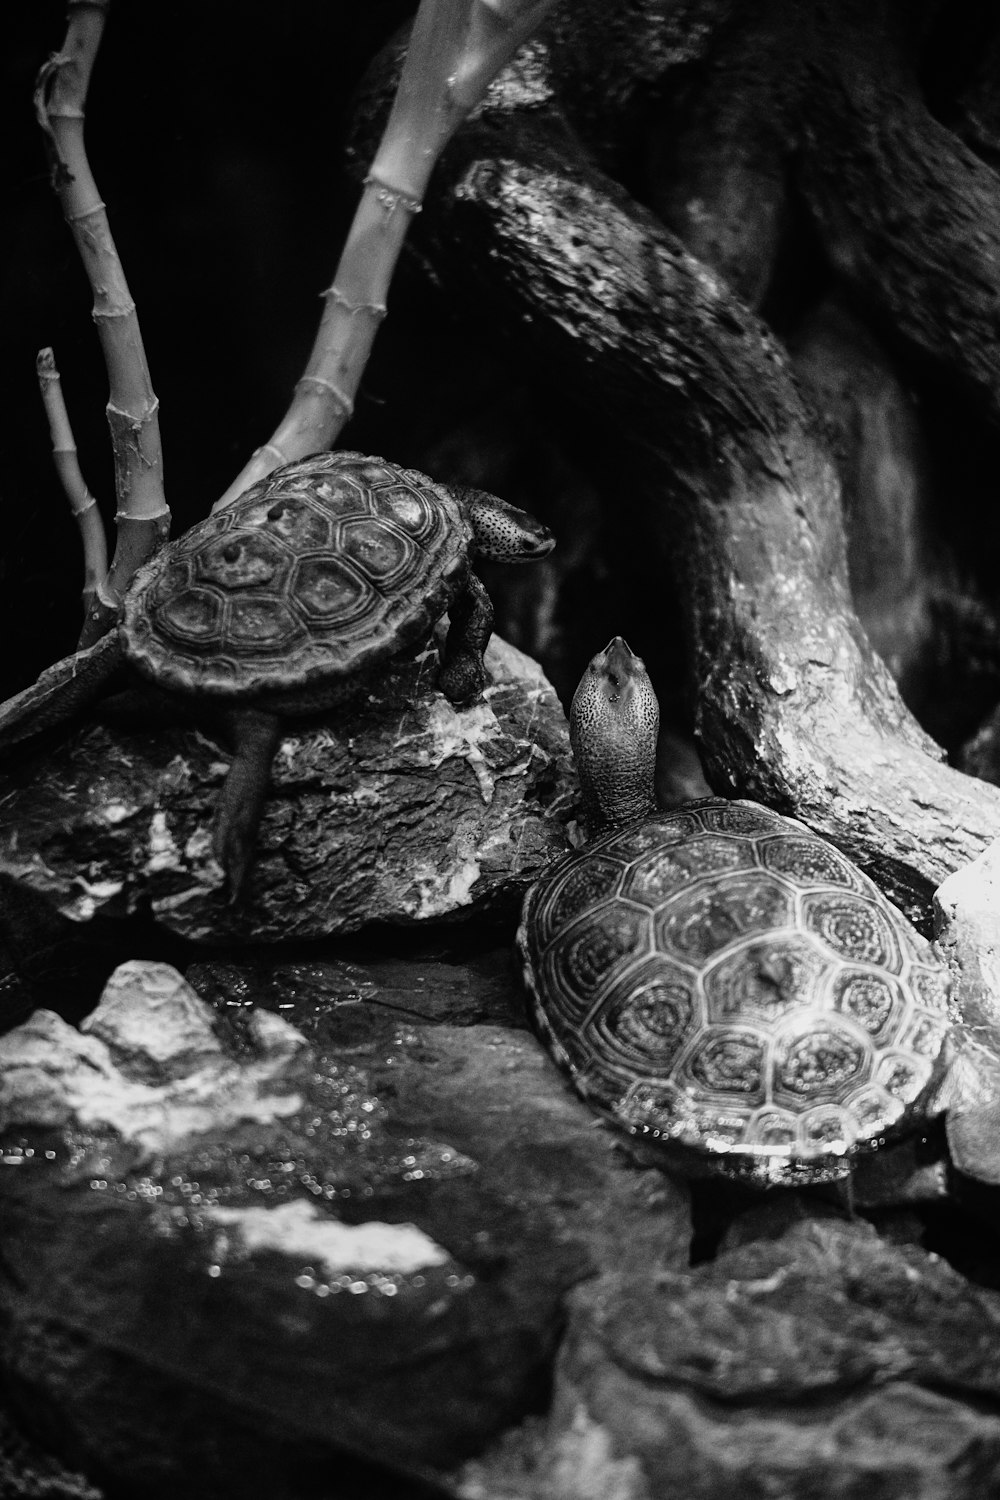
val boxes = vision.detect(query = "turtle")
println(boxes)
[0,450,554,896]
[517,637,953,1189]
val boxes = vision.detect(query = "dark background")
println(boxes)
[8,3,1000,747]
[2,3,445,703]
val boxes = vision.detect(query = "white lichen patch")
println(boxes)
[206,1198,451,1276]
[766,662,798,697]
[935,839,1000,1032]
[151,831,226,924]
[341,784,382,808]
[406,852,483,919]
[275,735,302,768]
[539,1401,652,1500]
[64,873,126,922]
[183,826,215,864]
[417,696,498,804]
[146,810,182,873]
[102,801,134,825]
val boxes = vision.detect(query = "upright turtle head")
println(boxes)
[456,487,555,562]
[571,638,659,829]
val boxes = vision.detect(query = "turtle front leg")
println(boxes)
[213,707,283,901]
[439,571,494,705]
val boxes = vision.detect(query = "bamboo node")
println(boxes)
[66,201,107,224]
[105,397,159,421]
[321,286,388,321]
[294,375,355,418]
[92,303,139,323]
[113,503,171,524]
[95,578,121,608]
[34,54,76,187]
[363,172,423,218]
[256,443,289,465]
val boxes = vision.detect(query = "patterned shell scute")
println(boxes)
[121,451,471,700]
[519,797,950,1183]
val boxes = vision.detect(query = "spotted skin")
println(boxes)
[570,637,659,828]
[458,488,555,563]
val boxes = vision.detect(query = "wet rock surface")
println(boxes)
[0,634,576,944]
[0,1401,103,1500]
[5,883,1000,1497]
[464,1212,1000,1500]
[0,950,690,1499]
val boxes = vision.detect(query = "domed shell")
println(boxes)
[518,797,950,1186]
[121,452,472,701]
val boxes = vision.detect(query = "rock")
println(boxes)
[0,954,690,1498]
[0,634,576,944]
[0,1398,104,1500]
[500,1215,1000,1499]
[187,947,528,1034]
[935,838,1000,1037]
[934,845,1000,1186]
[186,952,692,1281]
[0,962,305,1153]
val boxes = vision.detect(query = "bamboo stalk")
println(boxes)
[36,347,109,618]
[213,0,561,511]
[35,0,169,646]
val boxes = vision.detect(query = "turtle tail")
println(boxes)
[213,708,283,903]
[0,632,125,751]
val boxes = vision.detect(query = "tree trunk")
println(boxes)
[350,4,1000,930]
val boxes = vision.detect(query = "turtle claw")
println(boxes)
[211,815,253,906]
[224,866,250,908]
[441,571,494,706]
[437,654,489,706]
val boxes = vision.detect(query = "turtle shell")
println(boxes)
[518,797,951,1186]
[121,452,471,703]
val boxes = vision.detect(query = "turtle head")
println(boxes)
[571,638,659,830]
[456,487,555,563]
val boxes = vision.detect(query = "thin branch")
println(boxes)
[214,0,562,511]
[36,347,108,618]
[35,0,169,645]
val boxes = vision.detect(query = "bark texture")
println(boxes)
[348,6,1000,928]
[797,0,1000,425]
